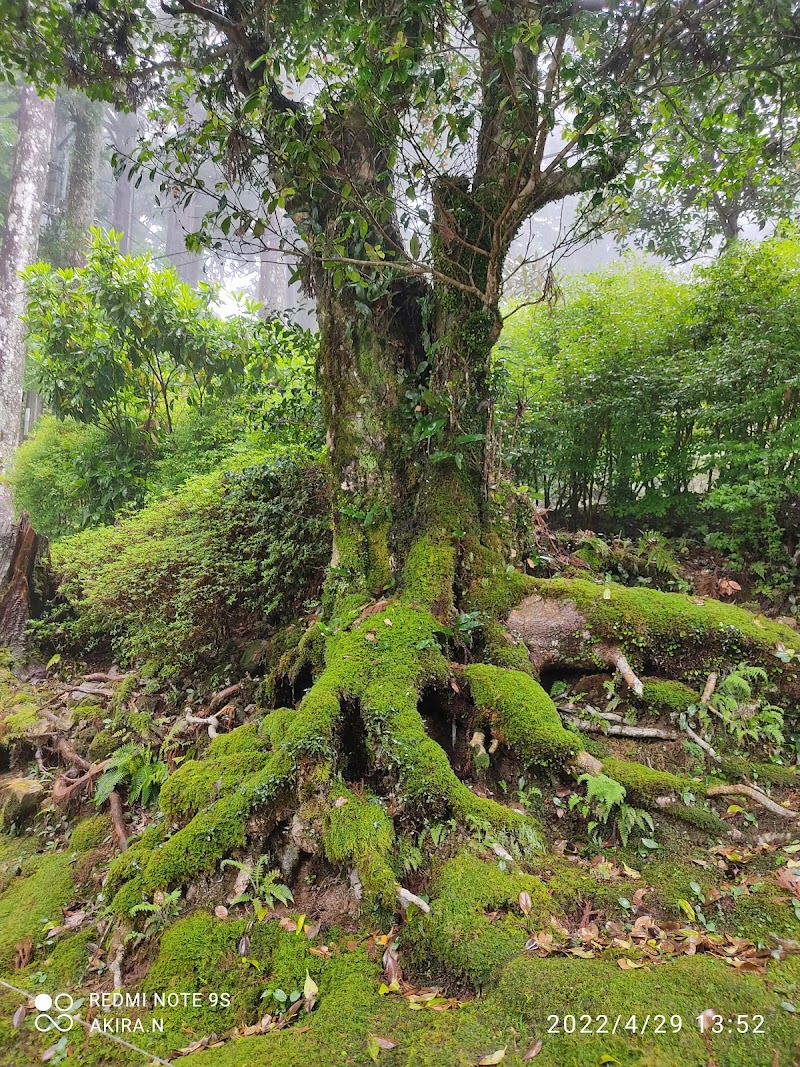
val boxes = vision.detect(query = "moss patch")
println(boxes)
[0,849,75,973]
[405,852,550,987]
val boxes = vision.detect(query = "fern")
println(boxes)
[94,742,167,808]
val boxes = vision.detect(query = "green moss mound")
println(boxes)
[527,576,800,677]
[36,454,331,678]
[464,663,580,766]
[405,853,550,987]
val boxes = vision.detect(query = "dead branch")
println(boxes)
[209,683,241,712]
[185,710,220,738]
[564,716,678,741]
[397,886,430,914]
[706,783,800,820]
[682,723,720,762]
[570,750,604,776]
[108,790,128,851]
[84,672,132,684]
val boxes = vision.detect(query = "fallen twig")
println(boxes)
[599,646,644,697]
[706,783,800,820]
[682,723,720,762]
[209,682,241,712]
[564,716,678,741]
[701,672,718,706]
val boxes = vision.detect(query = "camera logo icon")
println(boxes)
[33,993,75,1033]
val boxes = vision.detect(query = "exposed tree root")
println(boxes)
[52,758,111,807]
[109,789,128,851]
[706,783,800,820]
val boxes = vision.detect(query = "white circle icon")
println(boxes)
[34,994,52,1012]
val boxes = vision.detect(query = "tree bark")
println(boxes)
[0,83,55,570]
[63,93,104,268]
[111,109,138,255]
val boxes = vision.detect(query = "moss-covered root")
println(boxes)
[507,575,800,687]
[463,663,581,767]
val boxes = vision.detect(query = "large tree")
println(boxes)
[0,81,54,563]
[5,0,800,922]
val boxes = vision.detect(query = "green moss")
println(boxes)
[641,678,700,715]
[528,575,800,678]
[402,533,455,610]
[144,791,250,890]
[730,885,800,942]
[43,929,93,986]
[494,953,800,1067]
[464,663,581,766]
[0,850,75,972]
[207,723,264,758]
[104,822,165,901]
[602,756,685,801]
[260,707,297,747]
[406,853,550,987]
[323,790,395,904]
[110,674,138,719]
[465,566,536,618]
[481,618,535,674]
[70,814,110,853]
[87,728,120,762]
[720,755,799,787]
[0,663,40,741]
[109,873,148,917]
[665,800,727,834]
[159,748,266,817]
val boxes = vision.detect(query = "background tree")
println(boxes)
[0,82,54,563]
[582,75,800,261]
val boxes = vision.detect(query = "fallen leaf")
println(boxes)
[519,891,533,916]
[477,1051,506,1065]
[12,1005,26,1029]
[238,935,250,956]
[334,796,348,808]
[214,905,228,919]
[523,1040,543,1059]
[617,958,644,970]
[369,1035,397,1050]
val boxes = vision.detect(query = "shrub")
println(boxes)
[33,453,331,678]
[9,415,147,537]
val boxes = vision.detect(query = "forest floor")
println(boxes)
[1,526,800,1067]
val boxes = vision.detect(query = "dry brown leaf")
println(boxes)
[369,1035,397,1050]
[523,1040,543,1060]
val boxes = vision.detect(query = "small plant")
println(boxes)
[127,889,182,943]
[681,663,785,753]
[221,855,293,921]
[94,743,168,807]
[569,773,655,848]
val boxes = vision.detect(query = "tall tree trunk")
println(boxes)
[63,93,104,267]
[0,84,55,569]
[165,191,205,286]
[111,110,138,255]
